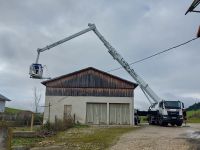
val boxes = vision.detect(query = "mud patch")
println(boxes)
[186,130,200,150]
[187,139,200,150]
[187,130,200,139]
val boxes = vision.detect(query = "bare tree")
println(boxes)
[34,87,41,113]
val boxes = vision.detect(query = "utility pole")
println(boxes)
[40,102,52,123]
[30,113,34,131]
[33,87,41,113]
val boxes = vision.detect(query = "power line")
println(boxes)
[108,37,199,72]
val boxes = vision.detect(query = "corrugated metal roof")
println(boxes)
[0,94,11,101]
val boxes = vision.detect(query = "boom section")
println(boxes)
[35,25,95,63]
[33,23,161,103]
[89,24,161,103]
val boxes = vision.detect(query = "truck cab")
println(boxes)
[158,100,183,126]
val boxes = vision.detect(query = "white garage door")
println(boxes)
[86,103,107,125]
[109,103,130,125]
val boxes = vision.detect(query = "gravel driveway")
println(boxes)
[110,123,200,150]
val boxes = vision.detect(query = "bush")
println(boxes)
[40,117,74,132]
[34,113,43,125]
[53,118,74,131]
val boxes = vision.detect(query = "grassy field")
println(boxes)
[12,125,137,149]
[187,110,200,123]
[140,116,148,123]
[4,107,25,114]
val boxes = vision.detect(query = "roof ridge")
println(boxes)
[41,67,138,87]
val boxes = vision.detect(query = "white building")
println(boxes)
[0,94,11,112]
[42,67,137,125]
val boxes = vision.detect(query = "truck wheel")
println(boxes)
[159,120,167,126]
[148,118,152,125]
[149,120,155,125]
[148,116,154,125]
[155,118,159,125]
[163,122,168,126]
[159,119,163,126]
[176,122,182,126]
[171,123,175,126]
[134,117,138,125]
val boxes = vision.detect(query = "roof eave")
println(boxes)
[0,98,11,101]
[41,67,138,88]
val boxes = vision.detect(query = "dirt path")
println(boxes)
[110,123,200,150]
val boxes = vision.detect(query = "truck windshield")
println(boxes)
[164,101,181,109]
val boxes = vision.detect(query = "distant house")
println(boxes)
[42,67,138,125]
[0,94,11,112]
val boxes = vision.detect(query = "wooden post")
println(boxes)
[7,128,12,150]
[40,102,51,124]
[73,114,75,124]
[55,115,57,131]
[48,102,51,123]
[30,113,34,131]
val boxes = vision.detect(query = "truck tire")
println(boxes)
[163,122,168,126]
[134,117,138,125]
[159,118,163,126]
[176,121,182,126]
[148,116,154,125]
[171,123,175,126]
[149,120,155,125]
[159,119,168,126]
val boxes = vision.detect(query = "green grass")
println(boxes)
[11,126,42,147]
[73,124,89,128]
[4,107,25,114]
[12,137,43,147]
[53,126,137,149]
[12,126,39,131]
[12,126,138,149]
[187,110,200,123]
[140,116,148,123]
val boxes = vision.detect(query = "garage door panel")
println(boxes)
[86,103,107,125]
[109,103,130,125]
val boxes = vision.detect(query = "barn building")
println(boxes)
[42,67,137,125]
[0,93,11,112]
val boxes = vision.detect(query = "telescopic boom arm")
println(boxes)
[90,24,161,104]
[32,23,161,104]
[35,25,95,64]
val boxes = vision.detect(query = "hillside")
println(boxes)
[4,107,29,114]
[186,102,200,123]
[186,102,200,111]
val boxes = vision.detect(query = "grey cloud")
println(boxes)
[0,0,199,111]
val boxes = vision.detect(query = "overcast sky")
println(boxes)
[0,0,199,111]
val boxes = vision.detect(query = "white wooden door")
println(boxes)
[109,103,130,125]
[86,103,107,124]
